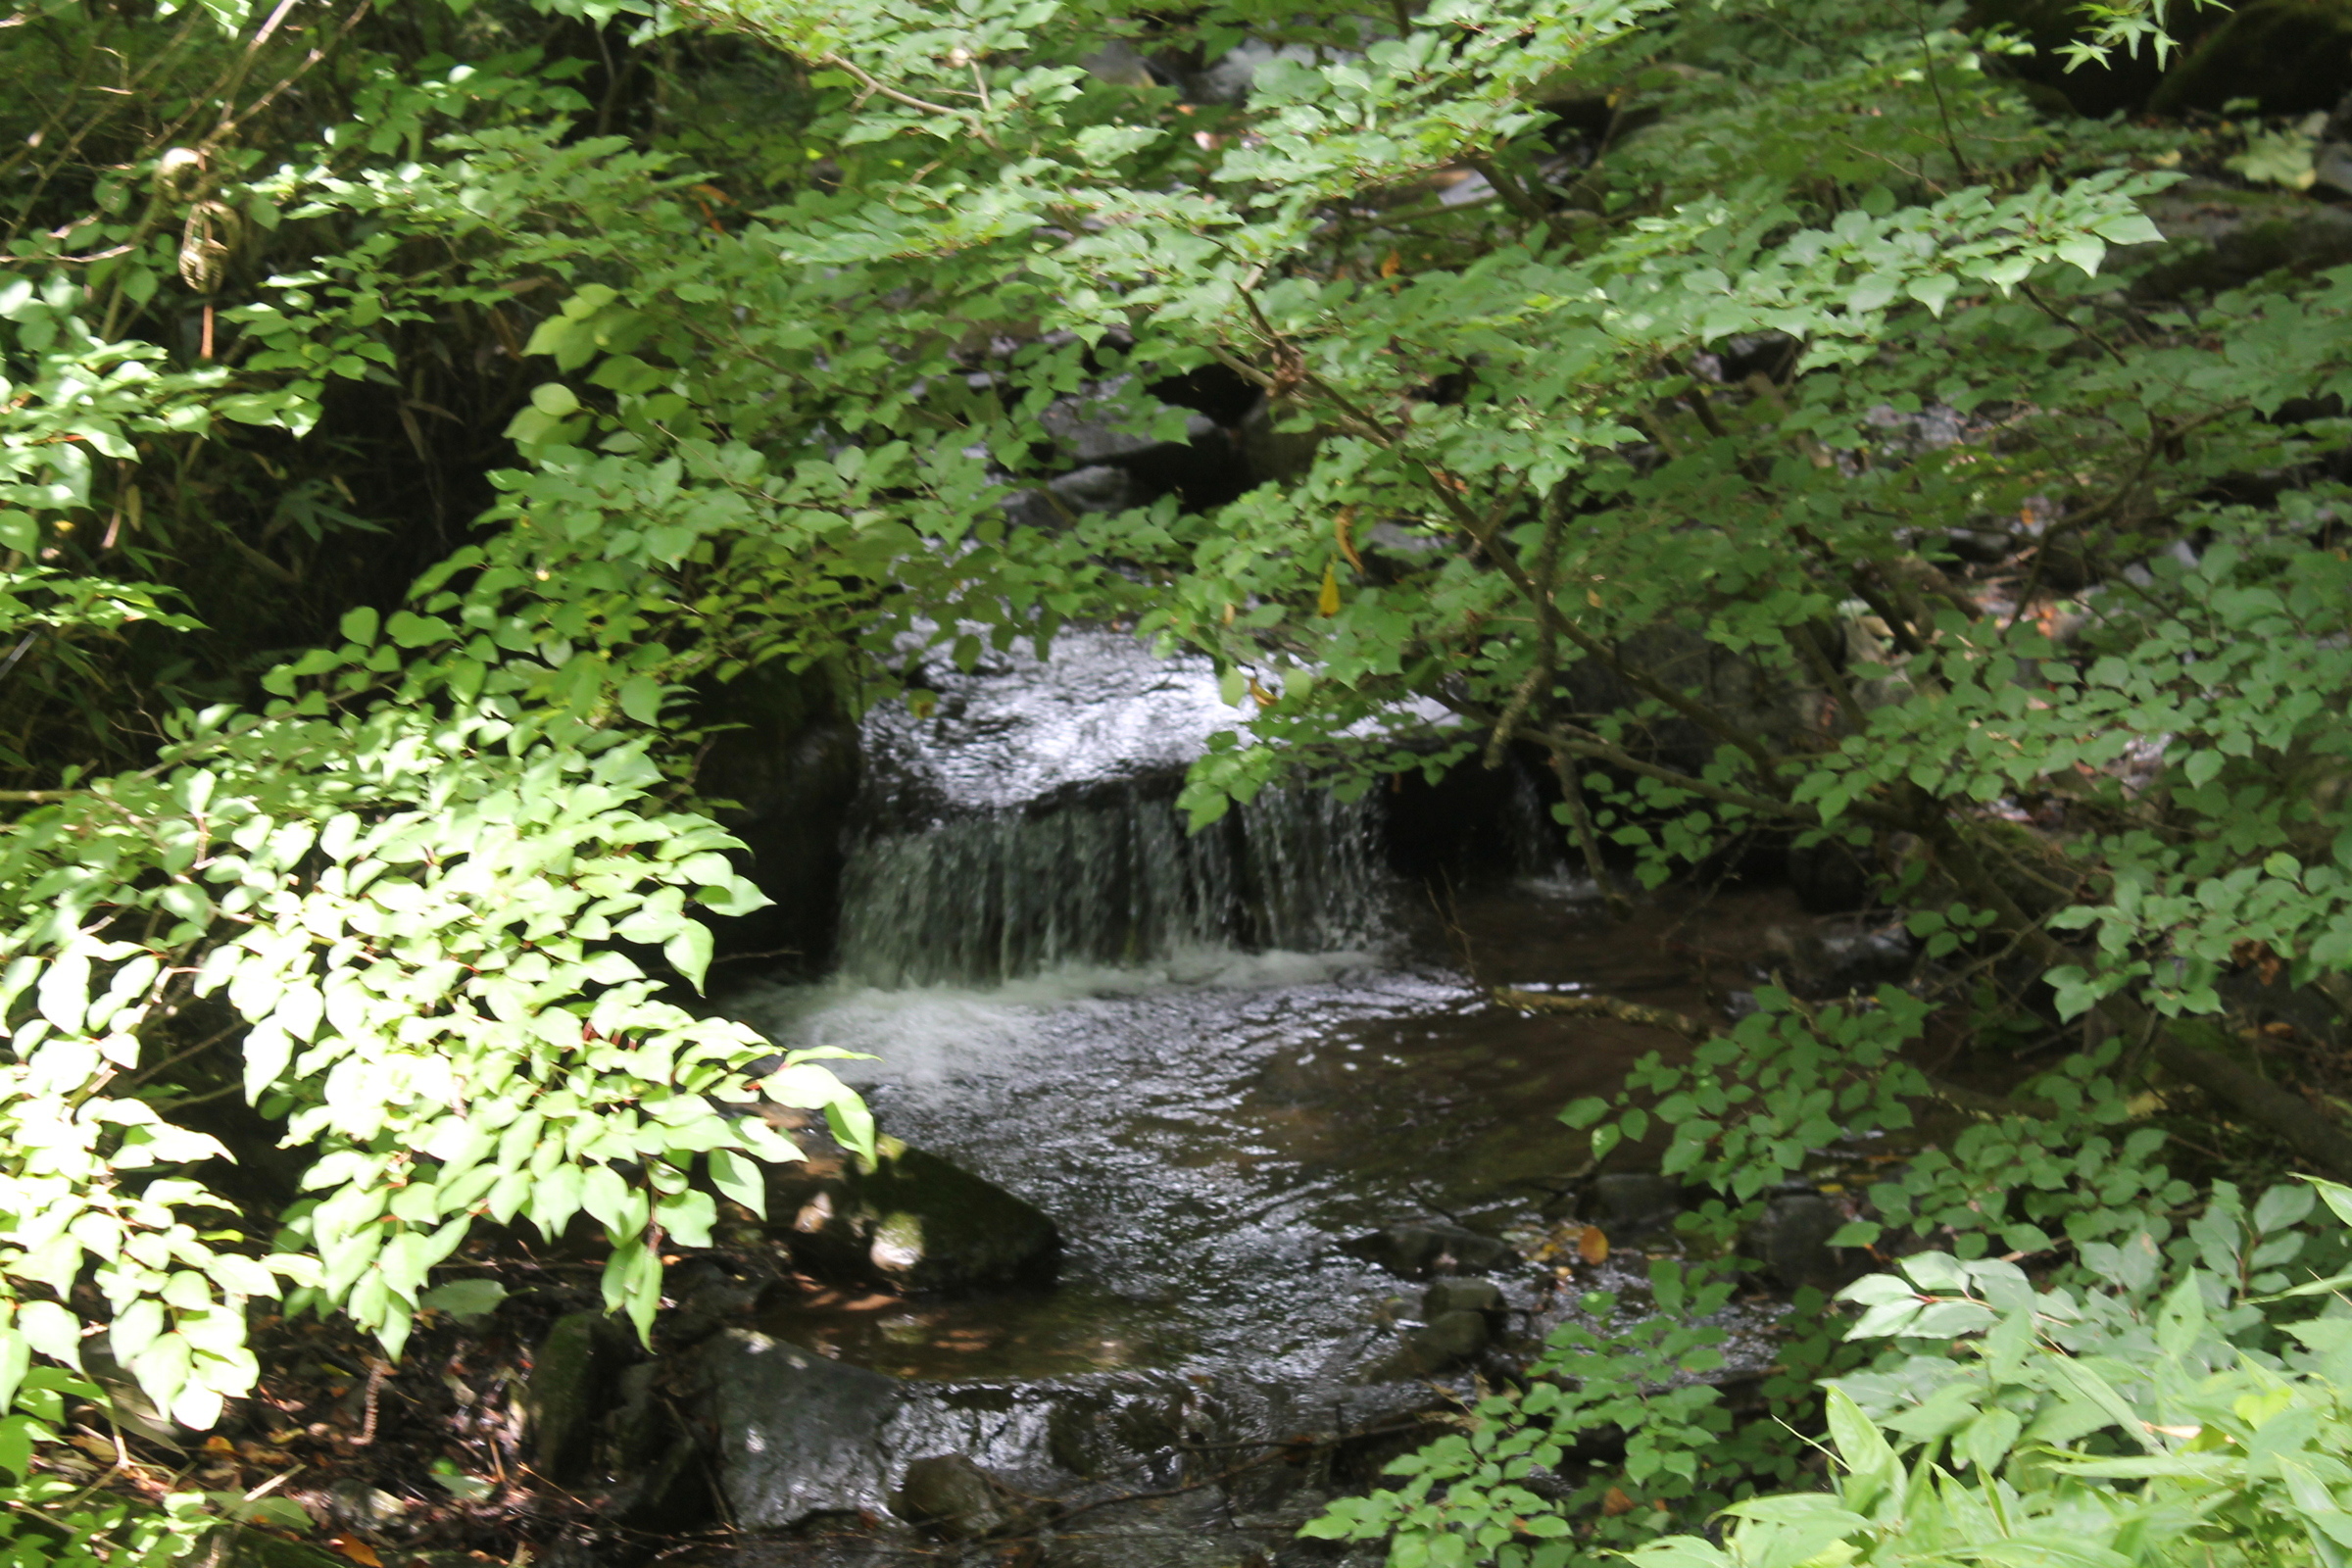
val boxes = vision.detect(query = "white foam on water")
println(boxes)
[731,946,1388,1091]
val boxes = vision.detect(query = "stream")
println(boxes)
[689,629,1808,1565]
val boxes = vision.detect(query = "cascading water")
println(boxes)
[836,788,1388,987]
[833,626,1395,987]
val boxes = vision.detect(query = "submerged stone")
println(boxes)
[1421,1278,1503,1318]
[892,1453,1012,1539]
[1341,1223,1516,1280]
[1365,1308,1491,1381]
[769,1134,1061,1295]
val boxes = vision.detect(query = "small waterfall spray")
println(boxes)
[836,787,1388,988]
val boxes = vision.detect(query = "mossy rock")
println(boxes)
[523,1309,636,1484]
[2149,0,2352,116]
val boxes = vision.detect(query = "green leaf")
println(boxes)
[657,1189,716,1248]
[2091,210,2165,246]
[1561,1096,1609,1129]
[243,1020,293,1103]
[663,920,713,991]
[2055,234,2105,276]
[1822,1386,1902,1513]
[1906,273,1958,317]
[708,1149,767,1218]
[417,1279,509,1323]
[15,1301,82,1366]
[618,674,666,724]
[0,1332,27,1414]
[35,950,90,1033]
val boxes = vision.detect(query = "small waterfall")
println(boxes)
[836,787,1388,988]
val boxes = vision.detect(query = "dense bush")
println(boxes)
[1,0,2348,1556]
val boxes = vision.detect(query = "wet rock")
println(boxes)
[1004,466,1147,527]
[2150,0,2352,116]
[1817,924,1915,992]
[1079,40,1159,88]
[76,1346,188,1449]
[1745,1195,1859,1295]
[1415,1310,1492,1365]
[1170,38,1325,106]
[1341,1223,1515,1280]
[1040,378,1209,464]
[997,375,1257,519]
[526,1310,636,1484]
[609,1362,661,1450]
[1236,395,1325,486]
[1040,1485,1279,1568]
[1558,622,1833,775]
[2320,96,2352,194]
[1043,1379,1198,1482]
[1050,465,1139,514]
[662,1258,762,1347]
[892,1453,1011,1539]
[770,1134,1061,1295]
[1591,1173,1688,1238]
[1421,1279,1503,1318]
[1367,1309,1490,1381]
[693,1328,905,1527]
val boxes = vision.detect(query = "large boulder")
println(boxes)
[1365,1306,1493,1382]
[692,1328,907,1527]
[766,1130,1061,1295]
[1588,1172,1690,1238]
[685,1334,1248,1530]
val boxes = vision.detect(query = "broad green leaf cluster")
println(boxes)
[1627,1178,2352,1567]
